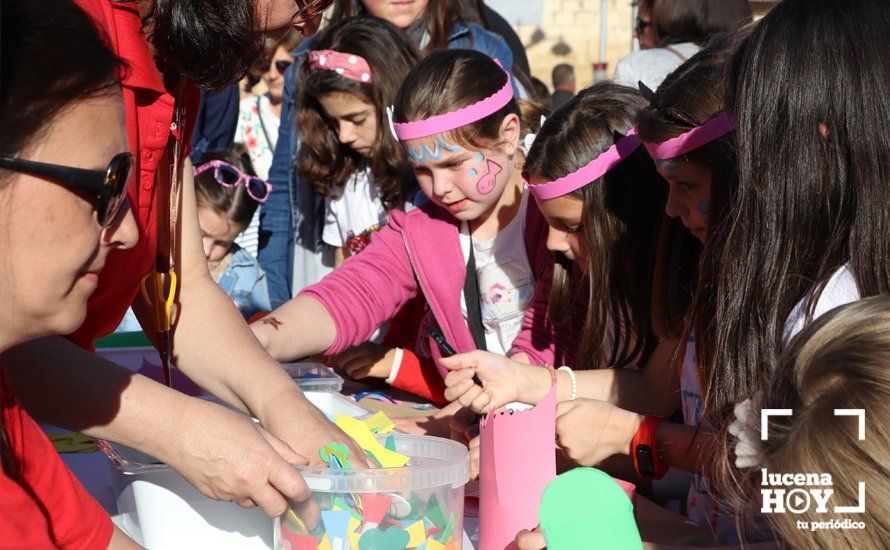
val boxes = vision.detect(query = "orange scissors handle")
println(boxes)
[140,270,177,332]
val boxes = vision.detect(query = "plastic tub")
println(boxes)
[102,392,370,549]
[280,362,343,393]
[275,434,470,549]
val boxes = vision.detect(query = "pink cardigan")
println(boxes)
[300,191,582,379]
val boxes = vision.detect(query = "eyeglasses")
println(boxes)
[0,152,133,228]
[635,17,652,35]
[260,59,293,74]
[193,160,271,203]
[291,0,334,28]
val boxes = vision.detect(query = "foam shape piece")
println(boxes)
[280,523,317,550]
[425,539,447,550]
[478,384,557,550]
[405,520,427,548]
[385,434,398,452]
[286,507,309,534]
[349,530,362,549]
[321,510,351,550]
[335,415,409,468]
[318,533,331,550]
[320,442,352,469]
[349,515,361,534]
[364,411,396,434]
[333,496,361,520]
[361,494,393,526]
[358,527,411,550]
[424,495,447,527]
[538,467,642,550]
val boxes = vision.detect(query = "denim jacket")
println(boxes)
[257,20,516,308]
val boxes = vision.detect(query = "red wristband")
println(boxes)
[631,415,668,479]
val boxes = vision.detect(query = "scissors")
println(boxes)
[140,270,177,387]
[49,432,99,453]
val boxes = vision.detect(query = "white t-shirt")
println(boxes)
[613,43,701,91]
[233,94,281,258]
[322,169,388,250]
[458,192,536,355]
[681,264,861,542]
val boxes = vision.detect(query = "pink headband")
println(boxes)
[642,111,735,160]
[526,129,642,200]
[307,50,373,83]
[392,68,514,141]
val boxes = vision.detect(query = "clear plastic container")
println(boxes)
[281,362,343,393]
[100,392,370,549]
[275,434,469,549]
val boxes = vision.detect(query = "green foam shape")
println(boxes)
[332,496,361,521]
[437,513,454,543]
[385,434,397,452]
[358,527,410,550]
[424,495,447,527]
[538,467,642,550]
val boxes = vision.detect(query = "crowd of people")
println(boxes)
[0,0,887,548]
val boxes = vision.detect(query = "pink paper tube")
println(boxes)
[478,387,557,550]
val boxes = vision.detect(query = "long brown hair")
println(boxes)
[697,0,890,421]
[524,83,666,371]
[635,32,742,341]
[297,17,419,210]
[331,0,461,54]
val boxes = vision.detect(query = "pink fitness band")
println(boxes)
[642,111,736,160]
[307,49,373,83]
[526,129,642,200]
[392,67,514,141]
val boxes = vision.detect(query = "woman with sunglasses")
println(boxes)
[0,0,141,546]
[6,0,366,527]
[233,30,303,258]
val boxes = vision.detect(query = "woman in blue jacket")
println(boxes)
[258,0,521,306]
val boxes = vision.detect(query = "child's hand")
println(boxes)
[515,526,546,549]
[331,343,395,380]
[441,351,542,412]
[555,399,642,467]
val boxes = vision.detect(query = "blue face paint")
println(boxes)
[656,158,680,173]
[408,138,461,163]
[697,201,710,215]
[469,168,478,178]
[474,153,484,163]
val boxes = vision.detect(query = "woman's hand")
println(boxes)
[330,342,396,380]
[555,399,642,467]
[158,397,315,519]
[258,386,367,468]
[441,351,547,413]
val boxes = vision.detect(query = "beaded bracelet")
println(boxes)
[557,366,577,401]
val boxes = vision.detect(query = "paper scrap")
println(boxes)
[364,411,396,434]
[334,415,409,468]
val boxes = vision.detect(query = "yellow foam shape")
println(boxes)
[348,516,361,534]
[318,533,331,550]
[405,520,427,548]
[426,539,447,550]
[364,411,396,434]
[334,415,409,468]
[286,507,308,533]
[348,530,361,549]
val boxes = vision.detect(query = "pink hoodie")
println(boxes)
[300,191,582,378]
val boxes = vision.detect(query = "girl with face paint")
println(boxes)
[252,50,572,414]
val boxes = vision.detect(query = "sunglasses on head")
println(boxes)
[261,59,293,74]
[0,152,133,228]
[291,0,334,27]
[193,160,271,203]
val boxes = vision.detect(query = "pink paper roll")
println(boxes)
[479,387,557,549]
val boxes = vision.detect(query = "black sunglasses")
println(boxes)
[635,17,652,34]
[260,59,293,74]
[0,152,133,228]
[292,0,334,27]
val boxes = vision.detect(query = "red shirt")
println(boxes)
[70,0,198,349]
[0,367,113,548]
